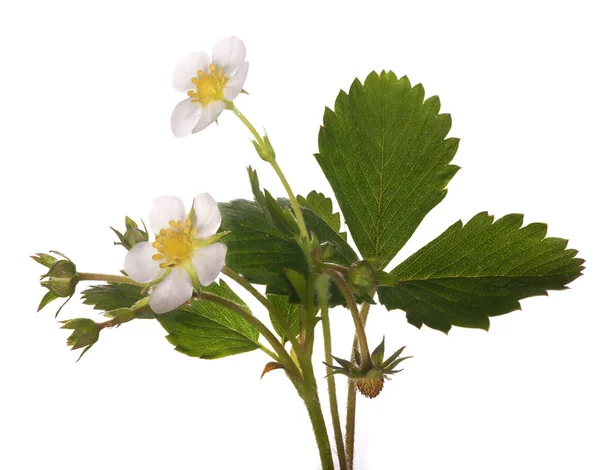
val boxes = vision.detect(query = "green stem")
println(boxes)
[233,106,263,144]
[317,275,347,470]
[232,106,309,241]
[78,272,143,286]
[327,271,372,370]
[269,157,310,240]
[221,267,302,354]
[195,291,301,378]
[345,300,372,470]
[294,354,335,470]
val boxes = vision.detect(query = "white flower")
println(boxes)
[171,36,249,138]
[124,193,227,314]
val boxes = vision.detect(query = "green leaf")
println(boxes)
[81,283,147,313]
[220,199,358,300]
[378,212,584,333]
[267,294,300,341]
[157,281,260,359]
[220,199,307,287]
[297,191,345,239]
[316,71,460,267]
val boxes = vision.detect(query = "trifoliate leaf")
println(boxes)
[267,294,300,341]
[157,281,260,359]
[316,71,459,268]
[81,283,147,313]
[378,212,584,333]
[297,191,345,239]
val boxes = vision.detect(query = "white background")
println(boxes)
[1,1,599,469]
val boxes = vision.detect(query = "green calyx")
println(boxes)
[325,337,411,398]
[347,260,378,297]
[60,318,100,360]
[111,216,149,250]
[40,258,79,298]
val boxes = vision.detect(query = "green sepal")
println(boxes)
[111,216,149,251]
[347,260,378,297]
[40,259,79,298]
[37,291,58,312]
[331,355,358,371]
[61,318,100,361]
[381,345,407,369]
[371,337,386,366]
[31,253,57,268]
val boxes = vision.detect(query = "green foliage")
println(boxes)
[267,294,300,341]
[297,191,345,239]
[81,283,150,315]
[220,198,307,286]
[378,212,584,333]
[316,71,459,268]
[157,281,260,359]
[220,198,358,305]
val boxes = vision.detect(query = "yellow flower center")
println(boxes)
[187,64,228,107]
[152,218,196,269]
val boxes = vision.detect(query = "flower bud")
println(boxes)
[40,259,79,298]
[111,216,148,250]
[347,260,377,297]
[61,318,100,354]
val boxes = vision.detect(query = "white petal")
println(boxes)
[223,61,249,101]
[192,193,222,238]
[171,98,203,138]
[124,242,163,283]
[192,100,225,134]
[212,36,246,76]
[150,267,193,314]
[173,51,210,92]
[149,196,186,234]
[193,243,227,286]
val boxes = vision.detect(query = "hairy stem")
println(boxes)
[293,353,335,470]
[232,106,309,241]
[78,272,143,286]
[317,275,347,469]
[345,300,372,470]
[327,271,372,370]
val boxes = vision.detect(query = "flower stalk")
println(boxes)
[232,106,310,241]
[78,272,144,286]
[345,299,372,470]
[327,270,372,370]
[317,274,347,470]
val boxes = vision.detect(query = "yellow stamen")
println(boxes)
[152,216,196,269]
[187,63,229,107]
